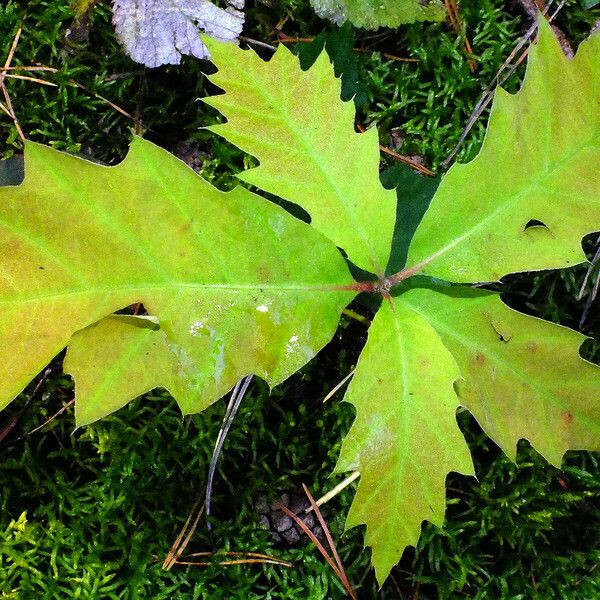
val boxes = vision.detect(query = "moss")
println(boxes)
[1,0,600,598]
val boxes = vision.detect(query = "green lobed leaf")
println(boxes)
[309,0,446,30]
[296,22,369,108]
[399,285,600,466]
[64,315,194,426]
[202,38,397,275]
[406,21,600,283]
[0,138,355,422]
[337,298,474,584]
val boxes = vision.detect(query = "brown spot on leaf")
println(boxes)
[474,352,486,365]
[562,411,574,425]
[527,341,538,352]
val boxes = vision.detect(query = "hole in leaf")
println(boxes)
[524,219,548,230]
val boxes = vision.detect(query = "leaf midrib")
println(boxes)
[0,282,351,304]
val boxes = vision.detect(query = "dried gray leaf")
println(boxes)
[112,0,245,68]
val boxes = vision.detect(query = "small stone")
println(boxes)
[258,515,270,529]
[255,496,269,514]
[281,527,301,544]
[274,514,293,533]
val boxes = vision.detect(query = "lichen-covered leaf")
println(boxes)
[399,285,600,466]
[337,298,474,584]
[309,0,445,29]
[113,0,244,67]
[406,21,600,282]
[203,39,397,275]
[0,138,354,421]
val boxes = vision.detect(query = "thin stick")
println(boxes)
[323,370,355,404]
[305,471,361,512]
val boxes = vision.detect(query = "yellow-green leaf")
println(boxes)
[406,21,600,282]
[337,299,474,583]
[65,315,195,426]
[399,285,600,466]
[203,39,397,275]
[310,0,445,30]
[0,138,354,420]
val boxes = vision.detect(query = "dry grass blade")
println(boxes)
[162,498,205,571]
[2,65,57,72]
[342,308,370,325]
[356,123,435,176]
[305,471,360,512]
[25,398,74,436]
[301,484,356,599]
[205,375,253,530]
[353,47,419,63]
[1,27,25,141]
[174,558,290,567]
[3,73,56,86]
[274,501,346,583]
[323,370,355,404]
[175,551,293,568]
[579,235,600,328]
[68,80,135,120]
